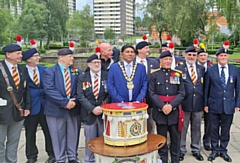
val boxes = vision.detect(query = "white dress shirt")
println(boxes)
[218,63,229,85]
[26,65,40,82]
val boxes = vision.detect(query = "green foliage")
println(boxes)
[104,28,115,41]
[80,41,87,47]
[0,9,14,44]
[135,16,142,30]
[67,5,94,43]
[18,0,48,48]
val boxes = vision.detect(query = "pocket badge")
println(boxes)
[24,80,26,88]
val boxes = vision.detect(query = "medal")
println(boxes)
[230,76,233,83]
[182,73,186,80]
[24,80,26,88]
[127,82,134,90]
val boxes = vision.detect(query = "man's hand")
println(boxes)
[204,106,208,113]
[24,110,30,116]
[162,104,172,115]
[65,98,76,110]
[92,106,102,115]
[235,107,239,112]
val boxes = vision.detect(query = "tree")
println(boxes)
[0,9,14,44]
[164,0,210,45]
[145,0,169,45]
[104,28,115,41]
[215,0,238,28]
[135,16,142,31]
[36,0,69,49]
[67,11,81,41]
[19,0,48,49]
[78,5,94,42]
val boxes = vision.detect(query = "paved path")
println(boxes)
[17,113,240,163]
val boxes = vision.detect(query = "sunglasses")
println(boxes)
[187,53,197,57]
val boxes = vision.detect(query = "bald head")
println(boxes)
[99,43,113,60]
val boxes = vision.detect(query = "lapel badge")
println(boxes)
[201,77,204,83]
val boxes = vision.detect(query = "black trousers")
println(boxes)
[24,107,54,159]
[157,124,180,163]
[209,113,233,154]
[203,111,211,146]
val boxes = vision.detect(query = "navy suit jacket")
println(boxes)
[204,64,240,114]
[42,64,82,118]
[0,61,30,124]
[176,62,205,112]
[145,57,159,107]
[28,65,46,115]
[77,70,110,125]
[112,47,120,62]
[107,61,148,102]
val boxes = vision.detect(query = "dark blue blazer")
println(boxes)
[28,65,46,115]
[107,62,148,102]
[145,57,159,107]
[77,70,110,125]
[204,64,240,114]
[174,56,185,66]
[112,47,120,62]
[176,62,205,112]
[42,64,82,118]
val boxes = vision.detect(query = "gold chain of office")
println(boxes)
[118,62,138,82]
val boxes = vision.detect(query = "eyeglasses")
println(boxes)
[90,61,101,64]
[187,53,197,57]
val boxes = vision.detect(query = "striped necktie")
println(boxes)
[33,68,39,87]
[64,68,71,97]
[12,66,20,89]
[190,65,197,85]
[221,67,226,89]
[93,74,99,99]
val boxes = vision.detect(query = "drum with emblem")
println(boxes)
[102,102,148,146]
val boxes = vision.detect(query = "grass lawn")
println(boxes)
[229,53,240,59]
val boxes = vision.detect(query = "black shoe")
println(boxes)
[179,153,184,161]
[75,158,81,163]
[204,145,211,151]
[46,157,56,163]
[69,159,82,163]
[26,158,37,163]
[192,153,204,161]
[208,152,218,161]
[220,153,232,162]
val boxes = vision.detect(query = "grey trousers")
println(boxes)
[0,120,24,163]
[46,115,80,162]
[180,111,202,154]
[84,118,104,163]
[147,108,156,134]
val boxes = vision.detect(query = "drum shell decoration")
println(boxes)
[102,102,149,146]
[94,150,158,163]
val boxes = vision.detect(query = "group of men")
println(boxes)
[0,37,239,163]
